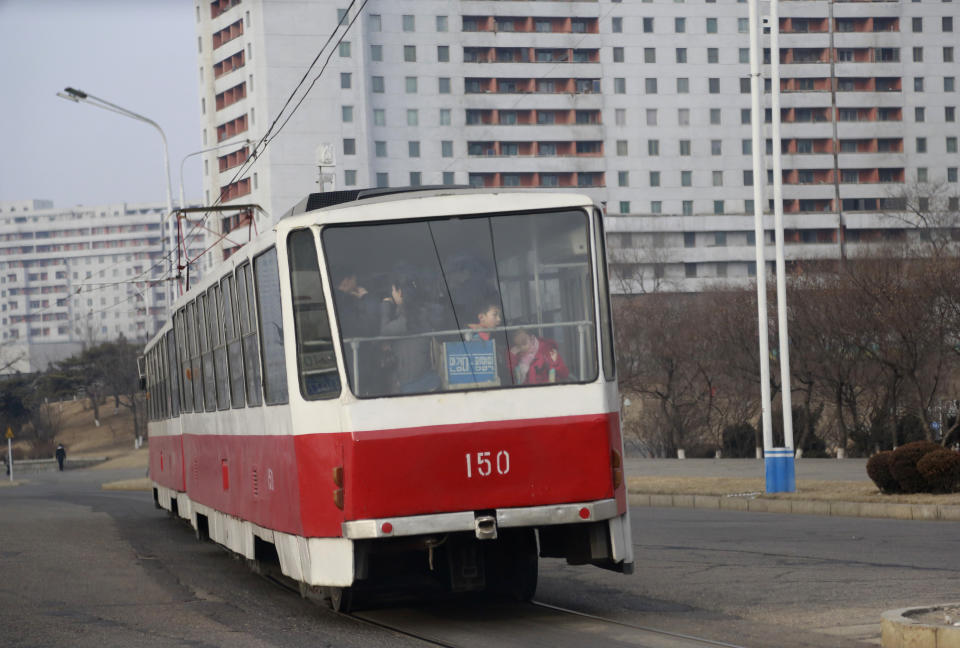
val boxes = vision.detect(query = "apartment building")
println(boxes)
[194,0,960,291]
[0,200,207,373]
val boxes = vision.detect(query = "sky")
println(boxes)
[0,0,204,209]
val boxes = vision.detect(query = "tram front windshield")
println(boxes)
[323,209,599,397]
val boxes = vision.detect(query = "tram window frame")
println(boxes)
[222,273,246,409]
[236,262,264,407]
[146,349,153,421]
[176,309,194,413]
[158,337,168,419]
[287,229,341,401]
[198,292,217,412]
[187,301,205,412]
[593,209,616,381]
[253,247,289,406]
[166,329,181,418]
[208,283,231,410]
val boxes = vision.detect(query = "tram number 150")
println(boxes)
[465,451,510,478]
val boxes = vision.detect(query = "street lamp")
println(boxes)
[178,139,252,209]
[57,86,176,317]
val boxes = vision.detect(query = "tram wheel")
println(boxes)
[486,529,538,601]
[328,586,354,613]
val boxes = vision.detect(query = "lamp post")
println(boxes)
[178,139,252,209]
[57,87,176,318]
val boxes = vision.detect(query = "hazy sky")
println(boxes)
[0,0,204,209]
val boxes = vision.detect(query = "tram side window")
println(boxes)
[222,273,246,408]
[158,337,168,420]
[188,301,205,412]
[176,309,194,413]
[209,283,230,410]
[166,329,181,417]
[288,229,340,399]
[254,247,289,405]
[594,210,616,381]
[236,262,263,406]
[199,292,217,412]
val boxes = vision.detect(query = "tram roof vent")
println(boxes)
[282,185,469,219]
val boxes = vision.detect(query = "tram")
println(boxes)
[142,187,633,610]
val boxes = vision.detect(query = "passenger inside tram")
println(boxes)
[508,328,569,385]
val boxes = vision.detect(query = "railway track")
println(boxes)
[259,562,747,648]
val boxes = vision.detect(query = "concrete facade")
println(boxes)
[194,0,960,291]
[0,200,207,373]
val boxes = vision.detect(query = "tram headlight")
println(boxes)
[611,449,623,490]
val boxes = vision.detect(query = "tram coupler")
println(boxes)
[474,513,497,540]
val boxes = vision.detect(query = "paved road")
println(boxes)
[5,463,954,648]
[626,457,870,482]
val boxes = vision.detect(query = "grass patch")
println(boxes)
[627,476,960,505]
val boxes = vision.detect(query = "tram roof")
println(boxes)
[278,187,596,229]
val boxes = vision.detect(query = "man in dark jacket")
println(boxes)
[55,444,66,471]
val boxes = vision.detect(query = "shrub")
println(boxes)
[866,451,900,493]
[917,449,960,494]
[722,423,758,458]
[889,441,942,493]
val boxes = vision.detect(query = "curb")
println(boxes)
[881,604,960,647]
[629,493,960,522]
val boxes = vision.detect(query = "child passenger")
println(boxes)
[466,297,502,342]
[508,328,569,385]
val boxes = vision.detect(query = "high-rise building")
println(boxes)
[194,0,959,291]
[0,200,207,373]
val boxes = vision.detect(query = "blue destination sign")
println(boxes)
[445,340,497,385]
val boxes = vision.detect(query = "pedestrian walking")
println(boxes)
[55,443,66,471]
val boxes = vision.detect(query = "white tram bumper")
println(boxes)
[343,498,634,567]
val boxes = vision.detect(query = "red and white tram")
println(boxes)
[142,188,633,609]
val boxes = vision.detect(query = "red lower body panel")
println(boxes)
[160,412,624,540]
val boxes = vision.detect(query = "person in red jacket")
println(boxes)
[508,328,569,385]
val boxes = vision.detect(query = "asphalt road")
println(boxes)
[2,465,957,648]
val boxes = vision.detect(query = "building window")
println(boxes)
[436,15,447,31]
[649,171,660,187]
[678,108,690,126]
[711,140,722,155]
[707,48,719,64]
[948,137,958,153]
[403,14,415,32]
[646,109,657,126]
[643,17,653,33]
[914,47,924,63]
[947,77,956,92]
[713,200,725,215]
[651,201,662,214]
[376,172,388,188]
[617,171,629,187]
[370,14,382,31]
[947,106,956,122]
[437,45,449,62]
[947,167,958,182]
[371,76,384,93]
[709,78,720,94]
[648,139,659,156]
[613,16,623,33]
[619,201,630,214]
[407,109,418,126]
[341,105,353,122]
[677,77,689,93]
[404,45,416,62]
[617,140,628,156]
[706,17,717,33]
[614,78,626,94]
[408,141,420,158]
[644,48,656,63]
[339,41,351,57]
[712,170,723,186]
[676,48,687,64]
[679,140,691,155]
[340,72,351,89]
[371,44,383,61]
[738,18,748,33]
[913,17,922,32]
[944,16,954,32]
[946,47,955,63]
[439,77,451,94]
[681,170,692,186]
[917,137,927,153]
[645,78,657,94]
[916,107,926,122]
[343,138,355,155]
[915,77,924,92]
[375,141,387,157]
[613,47,624,63]
[616,108,627,125]
[743,170,753,186]
[405,76,417,93]
[443,172,455,184]
[410,172,421,186]
[373,109,385,126]
[675,17,685,33]
[682,201,693,216]
[441,140,453,157]
[710,108,721,125]
[344,170,357,186]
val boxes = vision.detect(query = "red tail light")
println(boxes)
[611,449,623,489]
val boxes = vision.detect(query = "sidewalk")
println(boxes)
[625,458,960,522]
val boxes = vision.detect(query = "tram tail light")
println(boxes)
[333,465,344,510]
[611,449,623,490]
